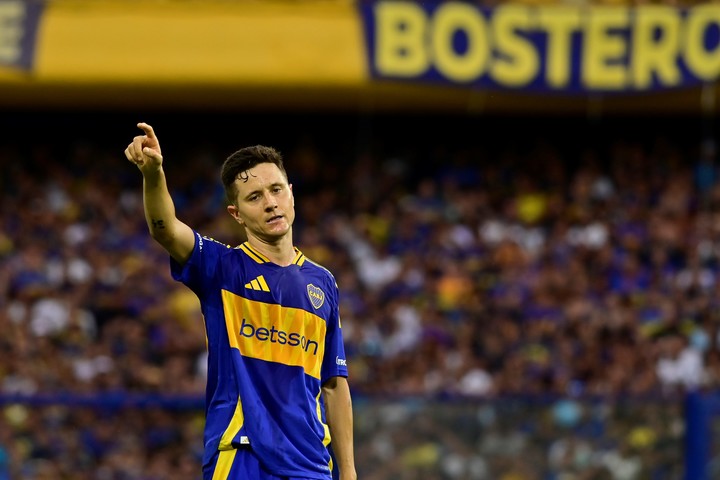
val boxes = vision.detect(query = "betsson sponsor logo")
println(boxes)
[239,318,319,355]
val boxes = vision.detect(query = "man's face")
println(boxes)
[227,163,295,241]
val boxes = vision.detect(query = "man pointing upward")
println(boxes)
[124,123,356,480]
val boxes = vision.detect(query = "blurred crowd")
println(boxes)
[1,113,719,478]
[353,396,684,480]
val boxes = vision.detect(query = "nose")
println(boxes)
[263,192,277,211]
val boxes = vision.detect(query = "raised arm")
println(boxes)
[124,122,195,264]
[322,376,357,480]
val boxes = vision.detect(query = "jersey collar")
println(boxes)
[239,242,305,266]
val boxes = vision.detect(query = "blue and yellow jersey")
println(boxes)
[170,231,348,479]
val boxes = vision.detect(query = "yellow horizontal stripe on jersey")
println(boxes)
[221,290,326,379]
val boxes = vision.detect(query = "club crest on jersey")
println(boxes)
[307,284,325,309]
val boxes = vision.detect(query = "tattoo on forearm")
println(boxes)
[151,219,165,229]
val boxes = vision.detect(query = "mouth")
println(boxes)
[266,215,283,224]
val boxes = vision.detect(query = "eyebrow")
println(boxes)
[243,182,285,199]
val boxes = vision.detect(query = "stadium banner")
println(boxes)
[0,0,44,71]
[8,0,364,85]
[359,1,720,92]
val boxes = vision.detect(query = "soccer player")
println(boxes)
[124,123,356,480]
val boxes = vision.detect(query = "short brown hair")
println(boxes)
[221,145,287,205]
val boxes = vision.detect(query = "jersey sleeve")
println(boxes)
[321,280,348,384]
[169,231,227,299]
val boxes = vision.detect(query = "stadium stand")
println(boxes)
[0,111,715,478]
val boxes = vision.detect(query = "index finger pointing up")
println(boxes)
[137,122,156,139]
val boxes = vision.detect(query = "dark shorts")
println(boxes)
[203,447,323,480]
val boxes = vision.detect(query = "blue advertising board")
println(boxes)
[359,2,720,92]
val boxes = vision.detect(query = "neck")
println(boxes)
[247,233,296,266]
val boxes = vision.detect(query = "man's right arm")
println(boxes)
[125,123,195,265]
[142,167,195,265]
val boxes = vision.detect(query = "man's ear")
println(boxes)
[227,204,244,225]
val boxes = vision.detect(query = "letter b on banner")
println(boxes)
[374,1,489,82]
[375,2,429,77]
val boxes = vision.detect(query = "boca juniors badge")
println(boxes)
[306,284,325,309]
